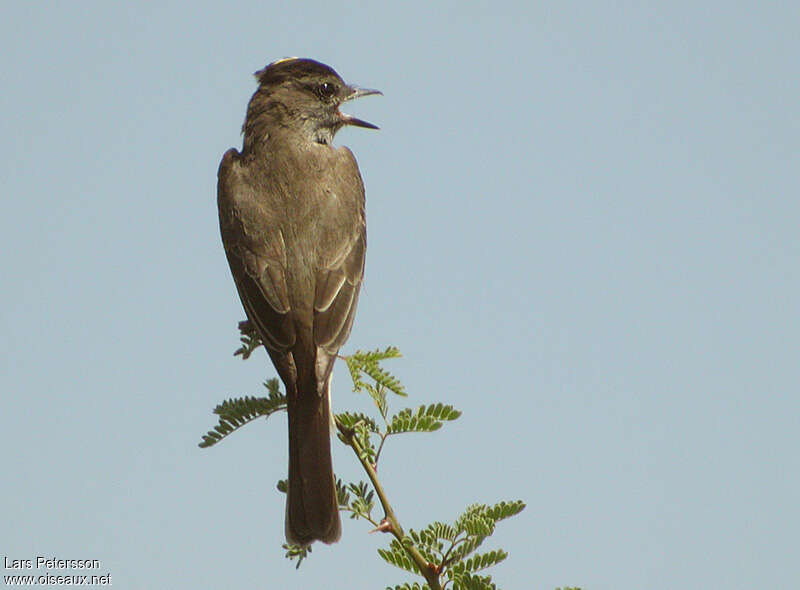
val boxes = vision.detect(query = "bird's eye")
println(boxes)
[316,82,337,99]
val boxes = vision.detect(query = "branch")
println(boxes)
[336,417,443,590]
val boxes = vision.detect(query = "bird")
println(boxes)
[217,58,380,546]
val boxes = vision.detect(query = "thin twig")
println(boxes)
[336,418,442,590]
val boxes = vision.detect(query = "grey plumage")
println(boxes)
[217,58,379,545]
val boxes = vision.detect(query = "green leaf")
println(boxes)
[282,543,311,569]
[197,388,287,448]
[402,529,441,565]
[408,527,445,555]
[348,480,374,502]
[362,361,406,397]
[349,346,403,363]
[447,535,486,563]
[422,402,461,421]
[378,544,420,574]
[484,500,526,522]
[451,572,497,590]
[335,478,351,507]
[345,347,406,397]
[462,550,508,573]
[233,320,263,359]
[354,422,377,464]
[262,377,282,396]
[462,516,494,538]
[336,412,381,433]
[347,480,375,520]
[387,404,461,434]
[442,500,526,571]
[388,412,442,434]
[364,383,389,419]
[424,521,456,542]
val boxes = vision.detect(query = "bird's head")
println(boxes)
[244,57,381,147]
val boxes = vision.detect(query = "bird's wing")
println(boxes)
[312,148,367,359]
[313,226,366,353]
[217,149,295,352]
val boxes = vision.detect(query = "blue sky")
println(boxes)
[2,2,798,589]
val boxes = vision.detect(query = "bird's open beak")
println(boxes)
[339,86,382,129]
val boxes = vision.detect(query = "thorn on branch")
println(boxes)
[369,518,394,534]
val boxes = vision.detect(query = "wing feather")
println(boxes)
[313,231,365,352]
[218,148,295,351]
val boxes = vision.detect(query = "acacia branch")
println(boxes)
[336,418,442,590]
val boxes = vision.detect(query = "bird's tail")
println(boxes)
[285,379,341,546]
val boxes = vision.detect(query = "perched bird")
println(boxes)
[217,58,380,546]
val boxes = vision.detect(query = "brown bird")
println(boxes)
[217,58,380,545]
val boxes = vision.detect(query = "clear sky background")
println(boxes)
[2,2,798,589]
